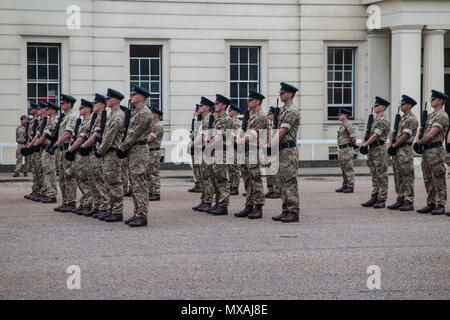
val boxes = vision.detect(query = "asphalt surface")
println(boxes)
[1,176,449,300]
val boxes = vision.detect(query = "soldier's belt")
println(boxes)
[397,142,413,149]
[133,141,147,146]
[423,142,442,150]
[338,143,352,150]
[369,140,385,149]
[59,143,70,151]
[149,147,160,151]
[279,142,297,150]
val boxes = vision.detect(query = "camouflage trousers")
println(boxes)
[200,161,214,205]
[191,154,201,188]
[89,153,110,211]
[367,145,388,201]
[227,164,240,189]
[422,146,447,206]
[208,152,230,208]
[15,146,31,173]
[41,151,57,198]
[147,150,161,195]
[102,151,123,215]
[392,146,415,203]
[128,145,149,218]
[240,154,264,206]
[121,157,131,194]
[263,159,280,193]
[58,148,77,206]
[279,147,299,214]
[31,150,44,194]
[74,154,94,209]
[339,147,354,188]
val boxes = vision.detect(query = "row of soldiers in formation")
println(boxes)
[335,89,450,216]
[16,86,164,227]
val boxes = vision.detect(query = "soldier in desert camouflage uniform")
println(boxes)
[361,96,391,209]
[415,90,449,215]
[117,86,153,227]
[387,95,418,212]
[227,103,241,196]
[23,102,39,200]
[147,106,164,201]
[188,105,202,193]
[335,107,356,193]
[264,107,281,199]
[14,115,29,177]
[234,90,268,219]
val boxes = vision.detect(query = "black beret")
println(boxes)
[130,85,150,98]
[280,82,298,94]
[47,102,60,111]
[374,96,390,107]
[338,107,352,115]
[150,106,163,115]
[229,103,240,113]
[400,94,417,107]
[38,102,47,110]
[80,99,93,109]
[248,90,265,101]
[105,88,124,101]
[29,101,39,110]
[20,115,27,120]
[61,94,76,104]
[93,93,106,104]
[431,89,448,101]
[215,94,231,106]
[199,97,215,108]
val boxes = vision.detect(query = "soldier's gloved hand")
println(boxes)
[359,145,368,155]
[78,145,89,156]
[24,147,32,156]
[446,142,450,153]
[65,150,75,161]
[115,149,128,159]
[47,144,58,155]
[94,150,102,158]
[20,148,27,156]
[387,146,397,156]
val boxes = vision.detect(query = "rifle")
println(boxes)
[121,107,131,143]
[70,117,82,146]
[359,106,374,155]
[50,112,64,145]
[95,109,107,144]
[413,102,428,154]
[189,111,196,155]
[88,112,98,136]
[32,116,48,153]
[24,119,30,144]
[387,104,401,156]
[23,118,39,156]
[267,99,280,156]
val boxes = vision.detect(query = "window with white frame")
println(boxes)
[327,47,355,120]
[27,43,60,107]
[130,45,162,111]
[230,47,260,112]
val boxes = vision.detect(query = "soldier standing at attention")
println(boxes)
[227,103,241,196]
[192,97,215,212]
[30,102,48,201]
[234,90,268,219]
[360,96,391,209]
[188,104,202,193]
[14,115,29,177]
[147,106,164,201]
[335,107,356,193]
[48,94,78,213]
[387,95,418,212]
[270,82,300,223]
[24,102,39,200]
[120,104,132,198]
[80,93,110,218]
[203,94,233,216]
[415,90,449,215]
[117,86,153,227]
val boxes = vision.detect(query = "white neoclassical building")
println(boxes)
[0,0,449,164]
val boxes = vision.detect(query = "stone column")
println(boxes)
[422,29,446,104]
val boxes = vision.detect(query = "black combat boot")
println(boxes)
[399,202,414,212]
[94,211,110,220]
[248,205,263,219]
[335,186,345,193]
[53,204,65,212]
[40,196,56,203]
[104,214,123,222]
[12,172,19,177]
[23,172,28,177]
[234,205,253,218]
[197,203,212,212]
[416,204,436,214]
[204,203,218,214]
[373,201,385,209]
[281,212,299,223]
[342,187,354,193]
[431,205,445,215]
[230,187,239,195]
[387,201,404,210]
[192,202,204,211]
[128,216,147,227]
[270,192,281,199]
[98,212,112,221]
[188,186,202,193]
[60,205,77,212]
[361,195,378,207]
[124,191,132,197]
[264,191,272,198]
[272,211,289,221]
[210,206,228,216]
[148,194,160,201]
[124,216,137,225]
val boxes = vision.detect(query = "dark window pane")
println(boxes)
[150,82,159,93]
[130,59,139,75]
[328,107,339,118]
[38,65,47,80]
[140,59,149,75]
[328,87,333,104]
[150,76,160,81]
[27,46,36,64]
[335,65,342,71]
[48,83,58,100]
[28,83,36,98]
[230,47,238,64]
[250,65,258,80]
[49,65,58,80]
[38,47,47,64]
[27,65,36,80]
[140,75,150,81]
[327,71,333,81]
[239,83,247,99]
[335,49,343,64]
[130,45,160,58]
[344,65,352,71]
[334,87,342,104]
[38,84,47,98]
[140,82,149,91]
[248,82,257,92]
[230,65,238,80]
[335,71,342,81]
[344,49,353,64]
[344,71,352,81]
[249,48,258,63]
[327,48,333,64]
[239,48,248,64]
[231,82,237,97]
[239,65,248,81]
[130,75,139,81]
[343,88,352,104]
[239,99,248,113]
[150,59,159,75]
[48,47,58,64]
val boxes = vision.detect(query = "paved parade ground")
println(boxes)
[1,175,449,300]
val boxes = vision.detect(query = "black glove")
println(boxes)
[94,150,102,158]
[47,144,58,155]
[20,148,27,156]
[446,143,450,153]
[387,146,397,157]
[32,145,40,153]
[115,149,128,159]
[78,145,89,156]
[65,150,76,161]
[359,145,368,155]
[413,142,422,154]
[24,147,33,156]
